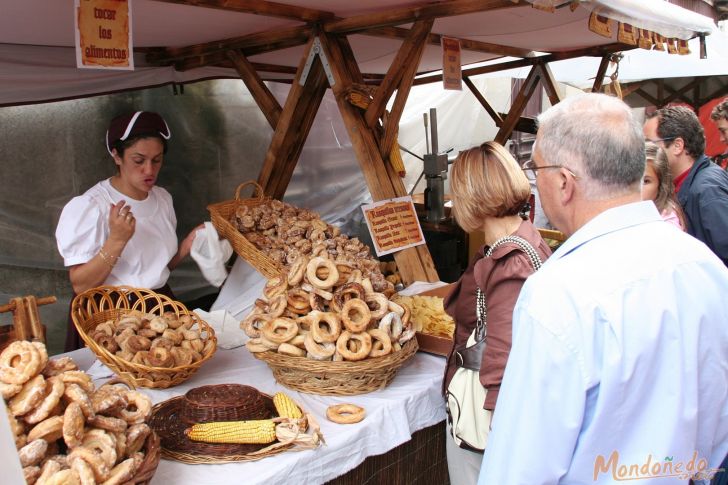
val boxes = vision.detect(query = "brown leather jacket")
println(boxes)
[442,220,551,412]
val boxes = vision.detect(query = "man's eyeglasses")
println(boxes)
[522,159,579,179]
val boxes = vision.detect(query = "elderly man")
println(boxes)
[478,94,728,484]
[644,106,728,266]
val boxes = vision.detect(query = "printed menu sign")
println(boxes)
[361,196,426,257]
[75,0,134,70]
[442,36,462,91]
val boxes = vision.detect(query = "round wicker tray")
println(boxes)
[252,338,418,395]
[71,286,217,389]
[148,386,295,464]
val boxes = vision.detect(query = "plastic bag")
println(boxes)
[190,222,233,287]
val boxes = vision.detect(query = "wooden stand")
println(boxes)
[0,295,56,351]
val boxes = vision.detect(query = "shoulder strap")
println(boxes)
[474,236,543,341]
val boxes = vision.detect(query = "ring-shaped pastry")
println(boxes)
[68,445,111,483]
[245,339,269,353]
[0,340,42,385]
[309,292,326,312]
[310,312,342,343]
[287,255,308,286]
[326,403,365,424]
[24,376,65,424]
[277,342,306,357]
[18,439,48,467]
[27,415,64,442]
[365,293,390,320]
[42,357,77,378]
[340,299,372,333]
[368,329,393,358]
[147,347,174,368]
[62,401,85,448]
[261,318,299,344]
[304,332,336,360]
[332,282,366,313]
[305,257,339,290]
[126,335,151,353]
[8,374,46,417]
[82,428,117,468]
[378,312,403,340]
[267,294,287,318]
[335,331,372,361]
[63,382,96,419]
[126,423,151,455]
[286,289,311,315]
[263,276,288,300]
[121,391,152,425]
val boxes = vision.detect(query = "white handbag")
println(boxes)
[446,235,542,452]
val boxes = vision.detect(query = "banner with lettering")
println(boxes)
[361,196,426,257]
[442,36,462,91]
[75,0,134,70]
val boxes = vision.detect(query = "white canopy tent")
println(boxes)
[0,0,716,107]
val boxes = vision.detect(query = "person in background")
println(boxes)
[478,93,728,484]
[443,141,551,485]
[711,98,728,169]
[56,111,200,351]
[643,106,728,266]
[642,141,685,230]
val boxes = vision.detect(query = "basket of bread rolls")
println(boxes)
[243,254,418,396]
[2,340,160,484]
[71,286,217,389]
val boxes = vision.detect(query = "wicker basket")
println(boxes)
[207,180,282,278]
[129,431,162,484]
[252,338,419,395]
[71,286,217,389]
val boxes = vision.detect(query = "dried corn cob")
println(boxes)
[389,141,406,177]
[273,392,303,419]
[186,420,276,444]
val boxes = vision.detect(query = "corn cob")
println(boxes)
[389,140,406,177]
[273,392,303,419]
[186,420,276,444]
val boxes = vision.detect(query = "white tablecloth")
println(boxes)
[62,346,447,485]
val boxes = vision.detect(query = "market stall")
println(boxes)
[0,1,720,484]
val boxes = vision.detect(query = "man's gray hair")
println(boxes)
[536,93,645,200]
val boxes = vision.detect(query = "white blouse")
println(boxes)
[55,179,178,290]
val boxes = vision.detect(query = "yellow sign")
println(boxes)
[442,36,462,91]
[361,196,426,257]
[75,0,134,70]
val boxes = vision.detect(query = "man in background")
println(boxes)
[644,106,728,266]
[711,98,728,169]
[478,93,728,484]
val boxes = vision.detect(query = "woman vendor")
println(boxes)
[55,111,199,351]
[442,141,551,484]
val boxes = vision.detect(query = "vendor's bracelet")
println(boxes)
[99,249,118,268]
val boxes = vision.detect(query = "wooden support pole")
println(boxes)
[537,63,562,106]
[379,22,433,158]
[591,55,610,93]
[619,80,647,98]
[635,88,660,107]
[226,50,282,130]
[463,76,503,126]
[319,32,439,284]
[365,19,434,130]
[495,64,541,145]
[256,36,329,199]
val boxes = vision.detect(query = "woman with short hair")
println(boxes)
[442,141,551,484]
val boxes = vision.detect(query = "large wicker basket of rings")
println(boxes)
[243,252,418,396]
[71,286,217,389]
[1,340,159,484]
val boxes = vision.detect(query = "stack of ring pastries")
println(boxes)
[89,310,214,382]
[232,200,393,294]
[242,254,416,362]
[1,340,154,485]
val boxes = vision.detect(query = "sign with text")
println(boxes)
[361,196,426,257]
[442,36,462,91]
[75,0,134,70]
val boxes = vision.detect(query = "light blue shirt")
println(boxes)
[478,201,728,485]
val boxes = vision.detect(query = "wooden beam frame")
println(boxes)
[634,88,660,107]
[365,20,434,130]
[463,76,503,126]
[318,32,439,284]
[256,36,329,199]
[537,62,562,105]
[226,50,282,130]
[591,55,610,92]
[495,64,541,144]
